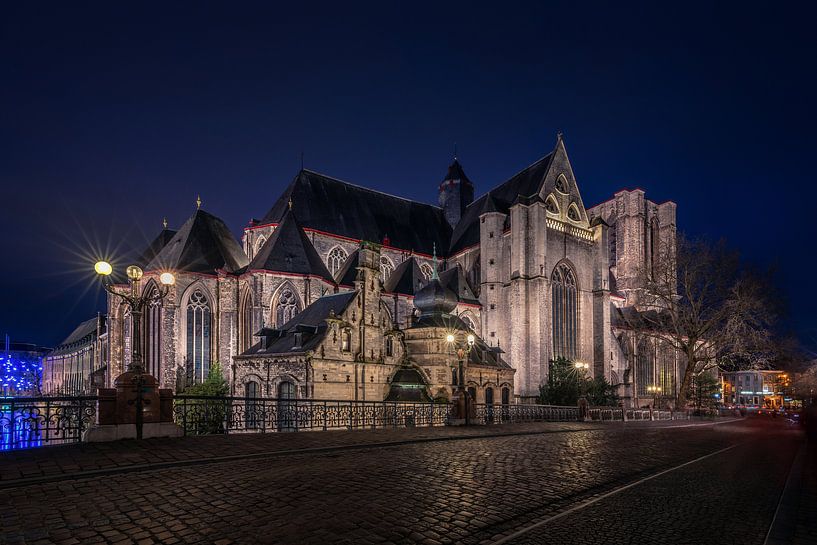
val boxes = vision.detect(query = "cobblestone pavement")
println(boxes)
[0,418,808,545]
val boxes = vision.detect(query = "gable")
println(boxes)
[538,137,590,228]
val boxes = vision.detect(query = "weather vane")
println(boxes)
[196,195,202,209]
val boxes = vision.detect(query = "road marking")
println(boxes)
[491,443,741,544]
[650,417,743,429]
[764,439,807,544]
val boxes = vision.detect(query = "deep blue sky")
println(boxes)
[2,2,815,350]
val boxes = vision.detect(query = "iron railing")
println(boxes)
[474,403,580,425]
[0,396,98,451]
[173,396,454,435]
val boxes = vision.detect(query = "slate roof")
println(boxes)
[335,249,360,286]
[449,152,555,254]
[146,210,249,274]
[248,209,334,283]
[438,265,479,305]
[384,257,427,296]
[442,159,472,185]
[50,317,103,355]
[137,228,177,267]
[240,291,357,356]
[260,170,451,256]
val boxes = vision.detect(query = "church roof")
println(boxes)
[384,256,426,296]
[248,209,334,283]
[335,249,360,286]
[260,169,451,256]
[241,291,357,356]
[449,151,555,253]
[442,159,472,185]
[50,316,103,355]
[137,228,177,267]
[146,209,248,274]
[438,264,479,305]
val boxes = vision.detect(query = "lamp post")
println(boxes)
[647,384,660,408]
[446,332,475,425]
[94,261,175,439]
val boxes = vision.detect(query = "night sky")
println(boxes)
[2,2,815,351]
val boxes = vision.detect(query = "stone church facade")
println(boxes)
[103,135,677,407]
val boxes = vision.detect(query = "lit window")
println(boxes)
[327,247,348,276]
[551,264,577,359]
[380,256,394,283]
[186,289,211,384]
[342,329,352,352]
[274,287,301,328]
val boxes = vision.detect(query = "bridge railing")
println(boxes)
[0,396,98,451]
[172,396,454,436]
[473,403,580,424]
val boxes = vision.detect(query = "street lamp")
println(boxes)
[94,261,175,439]
[446,331,475,425]
[647,384,660,408]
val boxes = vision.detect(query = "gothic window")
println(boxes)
[551,264,578,360]
[658,342,676,397]
[554,174,568,194]
[245,380,260,429]
[277,380,296,431]
[650,217,660,279]
[142,283,162,380]
[274,286,301,328]
[385,335,394,357]
[254,235,267,257]
[239,288,254,353]
[461,314,476,332]
[420,262,433,281]
[636,339,655,398]
[468,258,481,296]
[380,256,394,283]
[186,288,211,384]
[327,246,348,277]
[567,204,581,222]
[545,195,559,214]
[341,329,352,352]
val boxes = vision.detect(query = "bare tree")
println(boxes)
[635,235,777,404]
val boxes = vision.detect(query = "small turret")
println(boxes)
[438,158,474,228]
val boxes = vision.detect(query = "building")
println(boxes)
[104,135,678,406]
[42,316,108,395]
[0,341,51,396]
[721,370,785,409]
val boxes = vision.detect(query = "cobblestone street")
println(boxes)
[0,418,811,545]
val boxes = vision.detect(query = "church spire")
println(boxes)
[438,155,474,228]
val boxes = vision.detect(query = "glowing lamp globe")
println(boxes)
[159,272,176,286]
[446,334,455,343]
[125,265,143,281]
[94,261,113,276]
[467,334,475,345]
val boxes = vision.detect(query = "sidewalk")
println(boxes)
[0,418,740,489]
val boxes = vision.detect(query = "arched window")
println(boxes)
[551,264,578,360]
[245,380,260,429]
[567,204,581,222]
[554,174,568,193]
[327,246,348,276]
[658,342,675,397]
[385,335,394,357]
[254,235,267,257]
[636,339,654,398]
[545,195,559,214]
[501,387,510,405]
[341,329,352,352]
[142,283,162,380]
[468,258,481,296]
[274,286,301,328]
[239,288,254,353]
[277,380,296,431]
[419,262,433,281]
[380,256,394,283]
[186,288,211,384]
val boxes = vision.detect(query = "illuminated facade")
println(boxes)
[101,135,676,405]
[721,370,785,409]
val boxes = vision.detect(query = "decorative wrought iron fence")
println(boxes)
[173,396,454,435]
[0,396,97,451]
[587,407,624,421]
[473,403,580,425]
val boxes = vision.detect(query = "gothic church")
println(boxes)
[104,135,678,407]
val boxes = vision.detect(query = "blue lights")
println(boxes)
[0,353,43,396]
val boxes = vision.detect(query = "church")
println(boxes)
[102,135,679,407]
